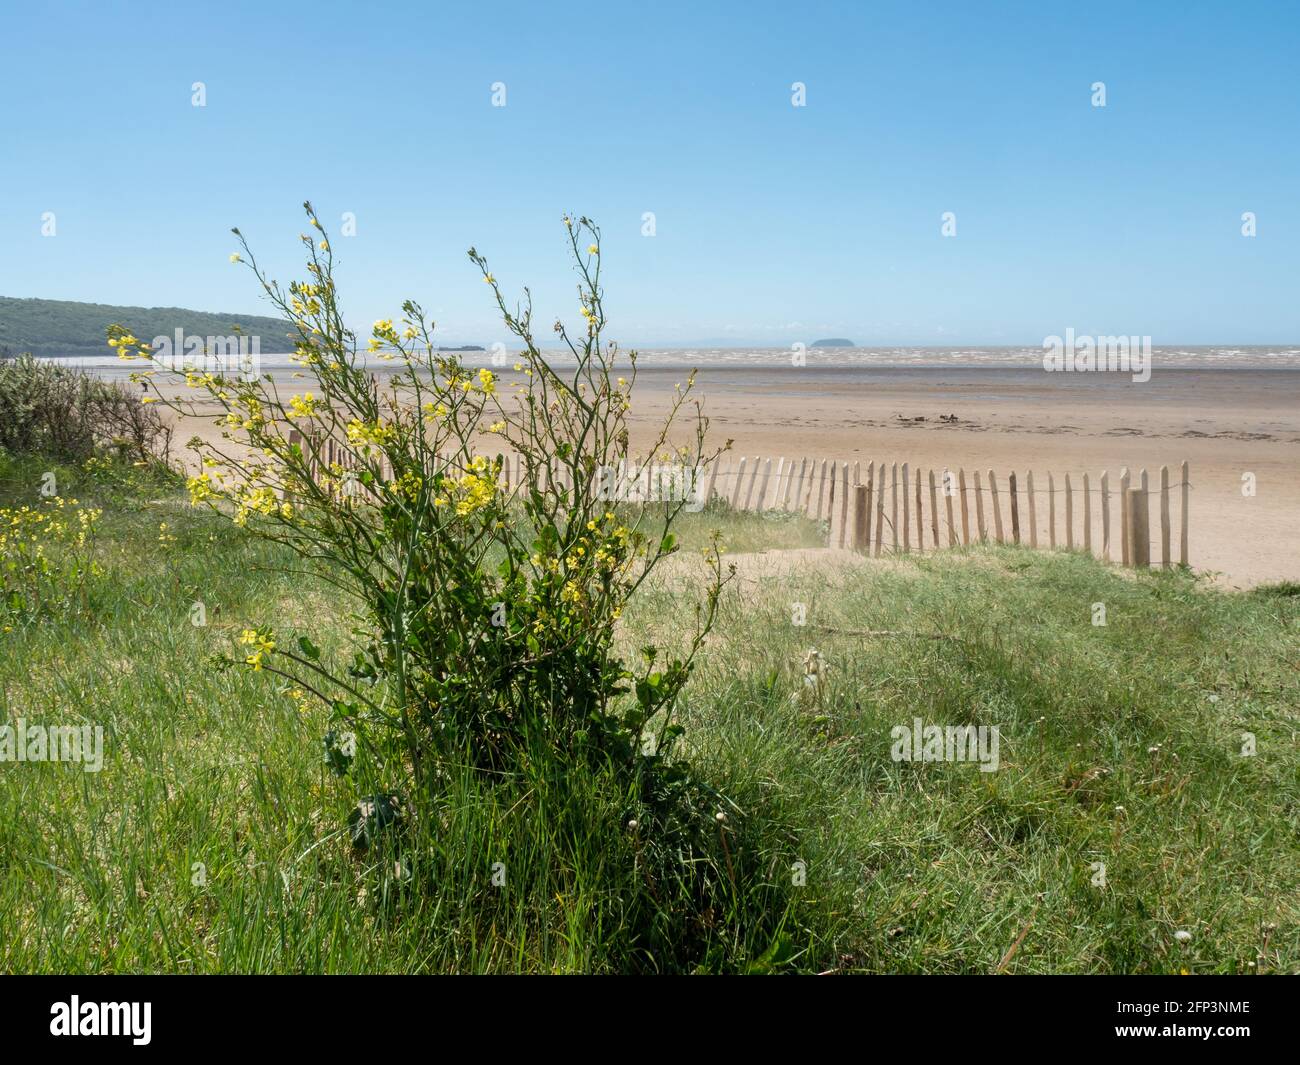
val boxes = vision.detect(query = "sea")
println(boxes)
[44,345,1300,384]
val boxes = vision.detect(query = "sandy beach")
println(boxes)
[627,365,1300,589]
[141,360,1299,590]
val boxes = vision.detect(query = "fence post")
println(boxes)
[1100,471,1110,560]
[891,463,900,552]
[1083,472,1092,554]
[815,459,828,520]
[1160,465,1171,568]
[1129,486,1150,568]
[915,468,924,551]
[1065,474,1074,549]
[832,463,843,517]
[1009,472,1020,544]
[1137,468,1150,565]
[901,463,910,552]
[989,470,1004,543]
[876,462,887,556]
[1119,467,1130,565]
[974,469,987,541]
[827,461,838,526]
[944,469,957,546]
[838,463,851,547]
[1068,473,1082,550]
[741,456,759,510]
[768,457,784,510]
[726,456,744,509]
[959,468,970,544]
[1180,460,1189,567]
[852,485,869,552]
[704,455,722,507]
[285,430,303,503]
[928,470,940,546]
[1048,472,1056,548]
[794,457,807,510]
[864,461,874,552]
[1026,471,1038,548]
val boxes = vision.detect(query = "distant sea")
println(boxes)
[597,346,1300,370]
[48,345,1300,382]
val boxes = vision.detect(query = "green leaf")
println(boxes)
[745,933,795,975]
[322,729,354,776]
[297,635,321,661]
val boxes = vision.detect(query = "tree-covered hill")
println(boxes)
[0,296,298,359]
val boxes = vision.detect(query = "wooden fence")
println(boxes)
[703,455,1191,570]
[284,431,667,505]
[282,430,1190,571]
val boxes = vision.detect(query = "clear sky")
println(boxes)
[1,0,1296,347]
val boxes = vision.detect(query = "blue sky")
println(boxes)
[1,0,1296,346]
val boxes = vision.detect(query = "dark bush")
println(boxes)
[0,354,172,464]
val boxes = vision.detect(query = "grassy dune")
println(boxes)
[1,453,1296,973]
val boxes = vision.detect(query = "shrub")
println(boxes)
[115,203,732,832]
[0,354,172,464]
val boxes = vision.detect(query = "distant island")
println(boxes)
[811,338,855,347]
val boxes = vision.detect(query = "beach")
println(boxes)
[626,364,1300,589]
[122,353,1300,590]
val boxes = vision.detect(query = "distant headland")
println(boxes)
[0,296,484,359]
[811,338,855,347]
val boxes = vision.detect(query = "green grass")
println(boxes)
[1,453,1296,973]
[669,498,831,553]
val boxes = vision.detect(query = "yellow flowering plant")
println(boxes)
[107,203,731,820]
[0,496,103,625]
